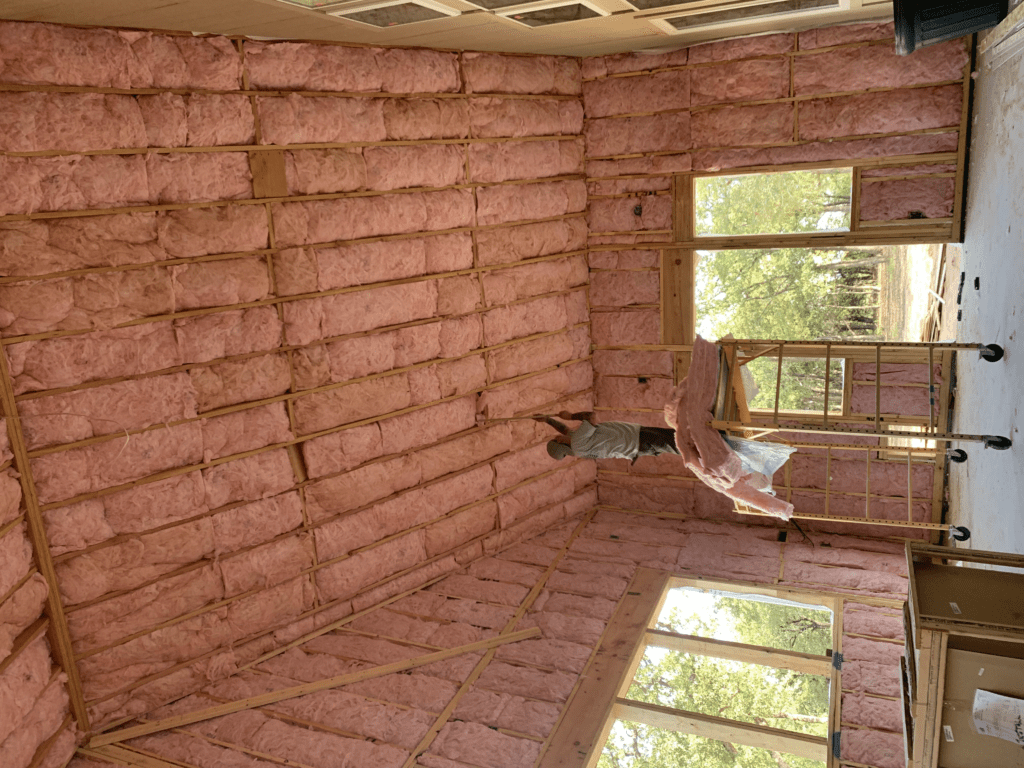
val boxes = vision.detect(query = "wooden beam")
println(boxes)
[78,744,193,768]
[541,568,670,768]
[644,629,832,677]
[613,698,828,762]
[90,627,540,747]
[0,347,91,732]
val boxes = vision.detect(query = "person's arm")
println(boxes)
[533,416,570,435]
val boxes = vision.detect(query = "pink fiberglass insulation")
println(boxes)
[429,721,541,768]
[378,48,461,93]
[31,421,204,504]
[292,373,411,435]
[585,113,690,157]
[692,102,795,148]
[481,294,570,347]
[469,139,584,183]
[665,336,794,519]
[0,430,12,468]
[203,449,296,509]
[582,70,690,118]
[43,472,207,555]
[590,309,659,347]
[0,92,147,153]
[799,85,962,140]
[312,233,473,291]
[582,48,688,79]
[0,572,46,656]
[0,23,239,90]
[859,176,955,221]
[175,306,282,365]
[469,98,583,138]
[586,154,692,178]
[592,349,674,377]
[463,53,581,96]
[1,673,69,768]
[382,99,470,141]
[690,57,790,107]
[55,491,302,607]
[282,280,439,345]
[314,466,494,560]
[482,257,588,306]
[1,524,33,598]
[200,402,293,462]
[0,154,148,217]
[798,21,895,48]
[271,189,474,247]
[794,39,967,96]
[588,249,659,269]
[18,373,198,450]
[477,362,592,420]
[693,132,960,172]
[590,271,659,307]
[588,195,672,232]
[284,148,365,195]
[497,469,578,528]
[0,206,267,278]
[257,95,386,145]
[243,41,382,91]
[189,353,292,412]
[145,152,252,204]
[183,95,256,147]
[476,180,587,227]
[688,32,795,64]
[597,376,673,411]
[476,219,588,267]
[487,328,590,382]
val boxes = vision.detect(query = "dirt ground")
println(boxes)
[877,243,944,341]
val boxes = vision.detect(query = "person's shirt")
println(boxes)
[569,420,641,460]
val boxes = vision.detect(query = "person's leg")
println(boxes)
[636,427,680,457]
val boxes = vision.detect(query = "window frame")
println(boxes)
[544,568,843,768]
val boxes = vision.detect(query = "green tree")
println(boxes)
[598,595,833,768]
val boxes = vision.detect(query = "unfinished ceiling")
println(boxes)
[0,0,893,55]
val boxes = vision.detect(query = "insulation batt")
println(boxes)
[794,39,967,95]
[462,53,581,95]
[585,113,690,157]
[692,103,794,148]
[487,328,590,382]
[0,92,147,152]
[588,249,659,269]
[582,48,688,79]
[31,421,204,504]
[190,353,292,412]
[688,32,794,63]
[476,219,588,267]
[664,336,794,519]
[468,139,584,183]
[586,153,692,178]
[582,70,690,118]
[43,471,206,556]
[476,180,587,226]
[1,524,35,598]
[690,58,789,106]
[272,189,474,247]
[0,555,44,657]
[590,271,659,307]
[588,195,672,232]
[244,41,459,93]
[430,721,541,768]
[590,309,659,346]
[469,98,583,138]
[799,21,895,48]
[799,85,962,140]
[693,133,960,172]
[482,256,588,306]
[18,372,198,450]
[382,99,470,140]
[859,176,954,221]
[0,674,70,768]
